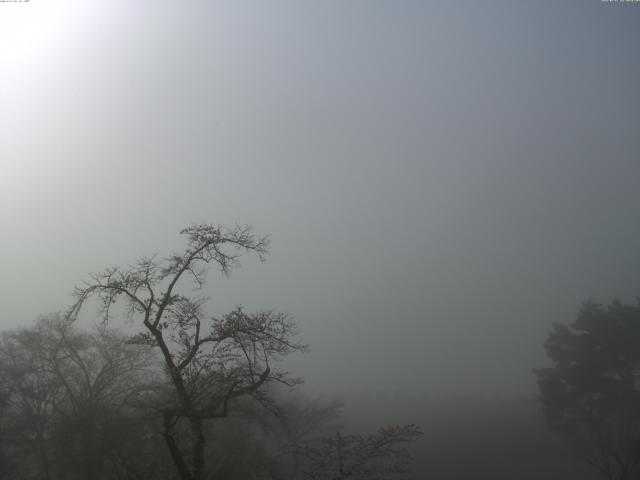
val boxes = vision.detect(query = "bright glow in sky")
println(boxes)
[0,1,70,63]
[0,1,639,398]
[0,1,68,200]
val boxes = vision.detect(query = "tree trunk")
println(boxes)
[163,413,192,480]
[189,418,205,480]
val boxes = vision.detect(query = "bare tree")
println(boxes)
[294,424,422,480]
[0,315,153,480]
[276,395,345,478]
[68,224,306,480]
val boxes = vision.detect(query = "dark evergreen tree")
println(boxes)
[535,299,640,480]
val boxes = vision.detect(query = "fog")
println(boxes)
[1,1,639,478]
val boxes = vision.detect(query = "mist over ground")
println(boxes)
[1,1,639,478]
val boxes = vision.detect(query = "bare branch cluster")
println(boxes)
[294,424,422,480]
[0,316,155,480]
[66,223,302,480]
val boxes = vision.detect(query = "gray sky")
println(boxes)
[1,0,639,397]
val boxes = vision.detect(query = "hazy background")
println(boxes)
[1,0,639,405]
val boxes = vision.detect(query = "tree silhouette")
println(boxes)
[293,424,422,480]
[69,224,306,480]
[0,316,153,480]
[535,299,640,480]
